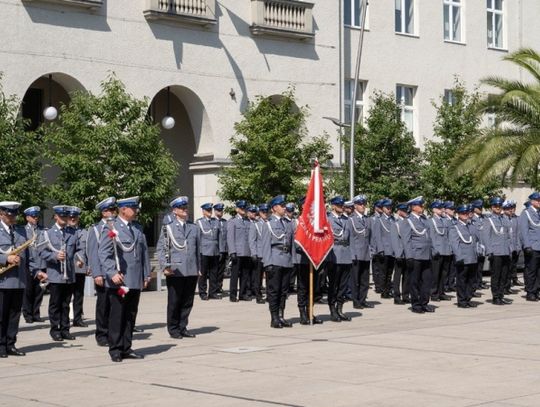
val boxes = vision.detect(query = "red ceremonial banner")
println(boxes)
[294,160,334,269]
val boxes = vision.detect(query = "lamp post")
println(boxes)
[161,86,175,130]
[43,74,58,121]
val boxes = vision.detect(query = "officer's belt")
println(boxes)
[334,240,349,246]
[271,244,291,252]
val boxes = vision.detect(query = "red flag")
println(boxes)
[294,160,334,269]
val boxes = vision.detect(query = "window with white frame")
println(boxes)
[487,0,504,48]
[444,0,462,42]
[395,0,415,35]
[344,79,366,123]
[344,0,366,28]
[396,85,415,134]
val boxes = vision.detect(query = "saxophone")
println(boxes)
[0,235,37,275]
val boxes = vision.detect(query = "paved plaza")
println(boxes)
[1,284,540,407]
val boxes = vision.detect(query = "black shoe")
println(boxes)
[33,317,45,323]
[360,302,374,309]
[122,351,144,359]
[457,303,470,308]
[467,302,478,308]
[422,305,435,313]
[492,298,504,305]
[381,293,392,299]
[51,334,63,342]
[7,347,25,356]
[312,316,323,324]
[430,296,440,302]
[133,327,144,333]
[336,304,352,321]
[24,317,34,324]
[479,283,489,289]
[472,292,482,297]
[61,333,76,340]
[394,298,405,305]
[256,297,266,304]
[403,298,411,304]
[439,294,452,301]
[0,351,7,358]
[271,313,283,328]
[353,302,362,309]
[229,297,239,302]
[526,294,539,302]
[299,308,309,325]
[329,305,341,322]
[180,329,196,338]
[239,296,252,301]
[73,320,88,328]
[501,297,513,304]
[512,279,524,287]
[200,294,209,301]
[97,341,109,347]
[411,307,425,314]
[111,355,122,362]
[278,310,293,327]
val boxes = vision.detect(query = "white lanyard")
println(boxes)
[407,217,426,236]
[488,217,504,235]
[267,219,285,240]
[431,217,445,236]
[455,224,472,244]
[166,224,187,250]
[197,218,214,235]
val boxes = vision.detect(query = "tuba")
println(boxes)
[0,235,37,275]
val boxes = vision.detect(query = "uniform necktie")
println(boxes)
[127,223,135,239]
[9,226,15,246]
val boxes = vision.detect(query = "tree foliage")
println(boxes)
[41,75,178,226]
[451,48,540,188]
[0,75,47,209]
[218,89,332,205]
[421,80,501,203]
[330,91,421,202]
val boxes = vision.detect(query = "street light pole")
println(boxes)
[349,0,368,200]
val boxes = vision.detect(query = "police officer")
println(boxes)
[157,196,200,339]
[327,196,353,322]
[443,201,458,292]
[213,203,227,294]
[261,195,294,328]
[247,205,261,298]
[98,197,151,362]
[375,199,396,299]
[227,200,252,302]
[401,197,433,314]
[67,206,89,327]
[391,202,410,305]
[470,199,488,292]
[449,205,478,308]
[370,200,385,294]
[86,197,117,347]
[196,203,220,300]
[284,203,298,293]
[428,200,452,302]
[503,200,522,292]
[349,195,373,309]
[518,192,540,301]
[249,204,267,304]
[0,202,29,357]
[22,206,45,323]
[36,205,78,341]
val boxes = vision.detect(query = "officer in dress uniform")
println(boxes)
[327,196,353,322]
[196,203,220,300]
[285,203,298,294]
[98,197,150,362]
[401,197,434,314]
[349,195,373,309]
[227,200,252,302]
[36,205,78,341]
[483,197,512,305]
[249,204,267,304]
[518,192,540,301]
[22,206,45,323]
[428,200,452,302]
[470,199,488,292]
[449,205,478,308]
[0,202,29,357]
[391,202,410,305]
[213,203,227,294]
[86,197,117,346]
[68,206,89,327]
[157,196,200,339]
[503,200,522,292]
[443,201,458,292]
[261,195,294,328]
[375,199,396,299]
[247,205,261,298]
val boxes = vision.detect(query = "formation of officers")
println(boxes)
[1,190,540,359]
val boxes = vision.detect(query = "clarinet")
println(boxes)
[163,225,171,268]
[106,217,121,274]
[60,233,68,281]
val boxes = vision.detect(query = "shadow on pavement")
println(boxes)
[191,326,219,335]
[136,344,176,356]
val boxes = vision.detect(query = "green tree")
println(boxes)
[41,75,178,226]
[330,91,421,202]
[218,89,332,205]
[451,48,540,188]
[0,75,46,208]
[421,80,501,203]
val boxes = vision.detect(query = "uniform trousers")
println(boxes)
[48,283,74,336]
[445,257,457,291]
[505,251,519,289]
[455,263,476,305]
[393,258,410,301]
[474,256,486,289]
[296,263,319,308]
[381,255,395,296]
[490,255,510,300]
[166,276,198,336]
[252,258,263,299]
[107,288,140,357]
[198,255,219,297]
[431,255,451,299]
[0,289,23,352]
[351,260,370,305]
[22,272,43,321]
[524,250,540,296]
[327,263,351,306]
[72,273,86,323]
[94,283,110,344]
[410,259,432,310]
[371,254,384,293]
[265,266,291,313]
[217,252,227,291]
[229,256,251,300]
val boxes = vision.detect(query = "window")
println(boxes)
[444,89,456,105]
[487,0,504,48]
[444,0,462,42]
[344,80,366,123]
[396,85,415,134]
[344,0,366,28]
[395,0,415,34]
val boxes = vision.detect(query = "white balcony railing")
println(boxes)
[144,0,217,27]
[22,0,103,9]
[250,0,314,40]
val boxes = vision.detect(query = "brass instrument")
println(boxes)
[0,235,37,275]
[60,239,68,281]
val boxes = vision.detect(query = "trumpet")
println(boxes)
[0,235,37,275]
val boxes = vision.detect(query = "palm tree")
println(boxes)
[451,48,540,188]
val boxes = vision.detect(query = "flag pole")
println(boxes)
[309,263,314,324]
